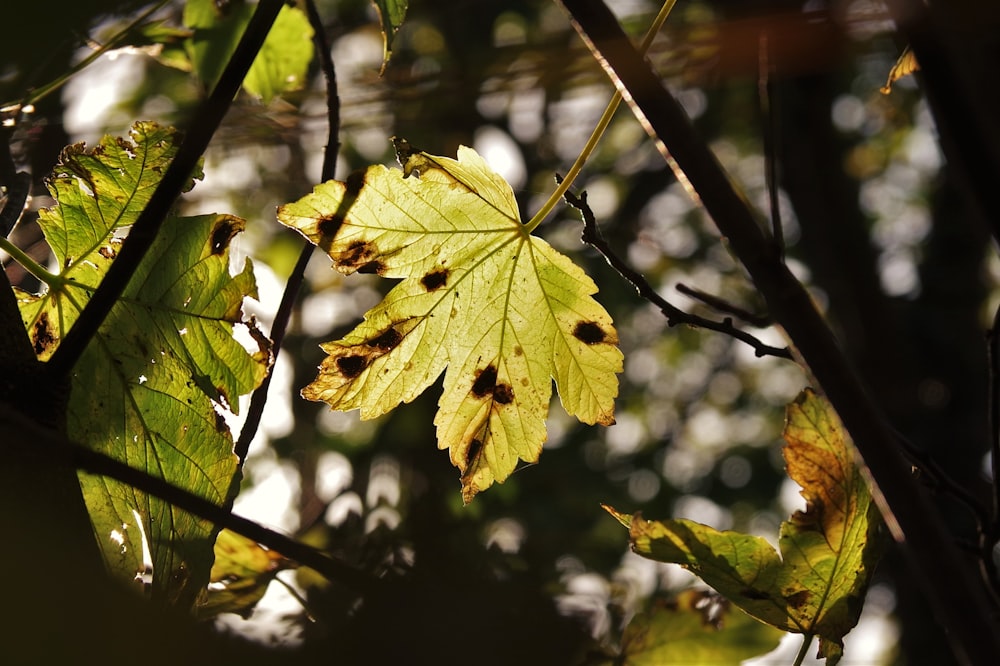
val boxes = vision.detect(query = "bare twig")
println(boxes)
[675,282,772,328]
[562,184,792,360]
[233,0,340,466]
[46,0,285,380]
[557,1,1000,662]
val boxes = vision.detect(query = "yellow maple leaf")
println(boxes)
[278,139,623,502]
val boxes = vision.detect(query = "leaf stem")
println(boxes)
[0,236,64,288]
[523,0,676,233]
[792,634,813,666]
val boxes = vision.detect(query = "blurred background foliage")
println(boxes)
[4,0,993,663]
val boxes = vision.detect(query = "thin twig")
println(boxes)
[46,0,285,380]
[562,184,791,360]
[231,0,339,495]
[985,305,1000,590]
[675,282,772,328]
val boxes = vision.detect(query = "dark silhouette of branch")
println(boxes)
[556,1,1000,663]
[1,403,376,595]
[46,0,286,380]
[675,282,772,329]
[561,184,791,360]
[234,0,340,466]
[756,32,783,257]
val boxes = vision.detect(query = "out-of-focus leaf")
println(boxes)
[881,45,919,94]
[371,0,409,73]
[16,121,269,607]
[278,140,622,503]
[605,389,882,664]
[183,0,313,102]
[618,590,784,665]
[196,529,295,619]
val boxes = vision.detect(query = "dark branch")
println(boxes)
[233,0,340,466]
[1,404,376,594]
[757,31,784,257]
[46,0,285,380]
[556,1,1000,662]
[675,283,773,329]
[561,184,791,360]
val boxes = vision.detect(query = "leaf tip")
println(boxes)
[602,504,632,528]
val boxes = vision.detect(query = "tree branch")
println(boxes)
[45,0,286,380]
[556,1,1000,663]
[562,185,790,359]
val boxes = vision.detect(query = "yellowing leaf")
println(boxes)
[278,139,622,502]
[17,122,269,606]
[881,45,919,94]
[197,529,295,619]
[619,590,784,665]
[606,390,882,664]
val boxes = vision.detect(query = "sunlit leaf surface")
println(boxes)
[279,140,622,502]
[17,121,269,606]
[183,0,313,102]
[196,529,294,619]
[606,389,881,664]
[617,590,784,665]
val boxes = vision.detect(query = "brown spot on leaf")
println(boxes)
[472,365,498,398]
[210,217,239,255]
[336,355,367,378]
[493,384,514,405]
[317,215,344,237]
[466,438,483,468]
[785,590,811,609]
[367,327,402,351]
[213,409,227,433]
[32,312,56,356]
[99,245,116,259]
[573,320,606,345]
[421,268,449,291]
[335,240,379,271]
[357,260,385,275]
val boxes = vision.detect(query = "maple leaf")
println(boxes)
[278,139,622,502]
[605,389,883,664]
[16,121,269,606]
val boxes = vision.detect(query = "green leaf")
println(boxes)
[183,0,314,102]
[17,121,269,606]
[278,139,622,503]
[606,389,882,664]
[618,590,784,665]
[196,529,295,619]
[371,0,409,73]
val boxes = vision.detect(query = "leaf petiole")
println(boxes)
[793,634,813,666]
[524,0,676,233]
[0,236,66,289]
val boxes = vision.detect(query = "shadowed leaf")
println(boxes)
[606,389,882,664]
[16,121,269,607]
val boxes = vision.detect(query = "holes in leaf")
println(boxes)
[367,327,402,351]
[573,320,606,345]
[421,268,449,291]
[336,355,367,378]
